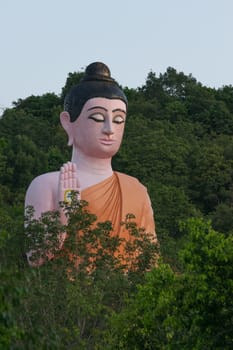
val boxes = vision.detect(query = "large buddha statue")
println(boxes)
[25,62,156,266]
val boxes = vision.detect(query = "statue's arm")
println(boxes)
[25,163,80,267]
[25,173,59,266]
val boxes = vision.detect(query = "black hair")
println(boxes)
[64,62,128,122]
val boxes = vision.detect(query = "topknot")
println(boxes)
[82,62,113,82]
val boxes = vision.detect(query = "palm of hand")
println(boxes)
[59,161,81,203]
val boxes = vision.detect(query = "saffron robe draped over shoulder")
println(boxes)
[81,172,156,240]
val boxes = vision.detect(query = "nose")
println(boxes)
[102,119,114,135]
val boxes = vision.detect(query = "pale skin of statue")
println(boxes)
[25,97,127,266]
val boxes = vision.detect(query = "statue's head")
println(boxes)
[64,62,128,122]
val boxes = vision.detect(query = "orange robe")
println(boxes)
[82,172,156,239]
[62,172,156,272]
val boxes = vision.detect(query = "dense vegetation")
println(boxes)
[0,67,233,349]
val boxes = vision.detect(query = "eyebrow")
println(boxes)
[87,106,107,112]
[112,108,126,114]
[87,106,126,114]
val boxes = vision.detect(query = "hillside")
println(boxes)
[0,67,233,349]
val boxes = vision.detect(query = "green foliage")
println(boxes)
[175,218,233,349]
[12,93,61,118]
[0,269,25,349]
[18,195,158,349]
[188,139,233,213]
[60,71,85,101]
[211,202,233,234]
[101,263,176,350]
[102,218,233,350]
[0,204,27,349]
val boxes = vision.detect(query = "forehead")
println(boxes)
[83,97,127,112]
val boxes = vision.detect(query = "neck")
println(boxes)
[71,149,113,189]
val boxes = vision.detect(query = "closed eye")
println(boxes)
[113,115,125,124]
[88,114,105,122]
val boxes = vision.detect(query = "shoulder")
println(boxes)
[25,171,60,203]
[115,172,147,193]
[27,171,60,191]
[115,171,144,185]
[25,171,60,218]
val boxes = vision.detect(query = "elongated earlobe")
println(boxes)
[60,111,74,146]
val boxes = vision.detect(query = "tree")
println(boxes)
[60,71,85,102]
[159,67,197,99]
[175,218,233,349]
[15,195,159,349]
[188,140,233,214]
[102,218,233,350]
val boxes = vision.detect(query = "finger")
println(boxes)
[59,166,65,190]
[71,162,77,172]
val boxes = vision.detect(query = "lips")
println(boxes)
[99,138,116,145]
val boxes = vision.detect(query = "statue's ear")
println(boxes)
[60,111,73,146]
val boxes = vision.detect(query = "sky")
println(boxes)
[1,0,233,114]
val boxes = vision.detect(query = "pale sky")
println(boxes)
[1,0,233,113]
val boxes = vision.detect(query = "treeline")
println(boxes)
[0,67,233,349]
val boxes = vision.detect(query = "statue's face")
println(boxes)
[71,97,127,159]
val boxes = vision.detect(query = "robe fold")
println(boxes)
[82,171,155,239]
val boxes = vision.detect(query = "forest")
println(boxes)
[0,67,233,349]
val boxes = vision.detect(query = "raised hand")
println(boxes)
[58,161,81,247]
[59,161,81,205]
